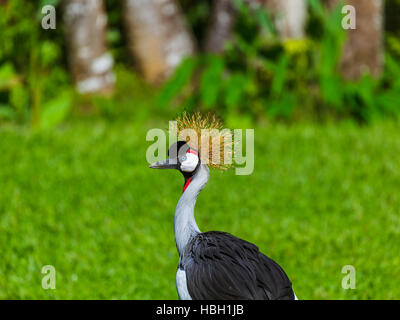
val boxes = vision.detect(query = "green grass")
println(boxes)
[0,120,399,299]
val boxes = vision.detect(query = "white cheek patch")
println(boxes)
[180,153,199,172]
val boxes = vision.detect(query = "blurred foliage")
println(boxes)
[160,0,400,123]
[104,0,131,66]
[0,0,399,127]
[179,0,213,46]
[386,0,400,38]
[0,0,72,128]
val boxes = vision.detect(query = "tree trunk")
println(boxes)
[326,0,339,11]
[204,0,238,53]
[203,0,276,54]
[123,0,196,85]
[63,0,115,94]
[265,0,307,39]
[337,0,384,80]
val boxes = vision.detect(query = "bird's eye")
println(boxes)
[181,156,187,162]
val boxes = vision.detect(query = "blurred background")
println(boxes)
[0,0,399,299]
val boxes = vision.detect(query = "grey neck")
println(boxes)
[174,164,209,256]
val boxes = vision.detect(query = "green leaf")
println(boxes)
[271,55,289,97]
[254,5,276,35]
[157,57,198,108]
[40,41,60,67]
[307,0,325,17]
[39,0,61,8]
[200,56,225,109]
[0,104,15,120]
[320,75,343,108]
[267,94,296,118]
[376,91,400,115]
[10,85,29,112]
[39,91,72,130]
[224,73,247,110]
[0,63,19,90]
[357,75,376,108]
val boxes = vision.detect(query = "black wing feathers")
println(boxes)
[183,231,294,300]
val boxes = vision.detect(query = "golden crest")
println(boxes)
[174,112,235,170]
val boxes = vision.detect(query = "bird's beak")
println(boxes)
[149,158,177,169]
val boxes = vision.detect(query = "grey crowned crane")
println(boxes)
[149,113,297,300]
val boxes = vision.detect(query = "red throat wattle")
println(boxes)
[183,178,191,193]
[182,149,197,193]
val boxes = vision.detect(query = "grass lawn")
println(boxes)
[0,119,399,299]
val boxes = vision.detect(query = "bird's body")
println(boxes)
[178,231,295,300]
[171,162,296,300]
[150,121,297,300]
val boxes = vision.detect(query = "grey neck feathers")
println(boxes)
[174,164,209,256]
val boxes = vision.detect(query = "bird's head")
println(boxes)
[149,141,200,176]
[149,112,235,191]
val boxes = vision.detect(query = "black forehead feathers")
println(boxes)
[168,141,189,158]
[168,141,200,160]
